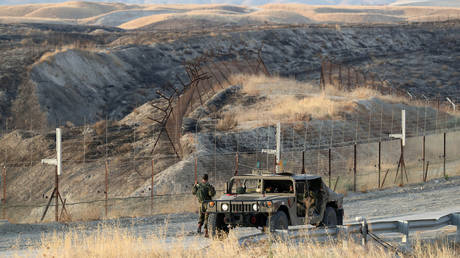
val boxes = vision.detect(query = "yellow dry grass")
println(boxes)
[119,13,176,30]
[36,42,100,65]
[0,1,126,19]
[270,94,356,121]
[1,2,460,29]
[37,47,71,64]
[63,195,199,223]
[225,74,390,128]
[31,224,459,258]
[216,112,238,131]
[119,3,460,30]
[262,3,460,23]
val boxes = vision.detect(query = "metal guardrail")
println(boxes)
[238,212,460,247]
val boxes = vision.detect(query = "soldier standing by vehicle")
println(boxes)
[305,182,329,225]
[192,174,216,237]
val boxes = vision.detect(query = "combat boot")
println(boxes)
[204,228,209,238]
[197,223,202,234]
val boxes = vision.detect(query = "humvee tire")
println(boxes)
[322,207,338,227]
[208,213,228,238]
[268,210,289,231]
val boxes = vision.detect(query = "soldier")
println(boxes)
[192,174,216,237]
[304,189,316,224]
[306,182,329,225]
[295,184,314,220]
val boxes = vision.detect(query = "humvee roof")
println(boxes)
[237,173,321,181]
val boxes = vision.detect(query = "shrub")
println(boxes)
[216,112,238,131]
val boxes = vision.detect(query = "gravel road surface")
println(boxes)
[1,176,459,255]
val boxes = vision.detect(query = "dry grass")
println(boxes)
[31,224,459,258]
[93,120,108,136]
[36,42,98,64]
[119,13,176,29]
[93,120,119,136]
[1,2,460,29]
[233,74,316,95]
[216,112,238,131]
[225,74,394,128]
[0,1,124,19]
[62,195,200,223]
[270,94,356,121]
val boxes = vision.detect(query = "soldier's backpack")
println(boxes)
[195,184,208,202]
[195,183,216,202]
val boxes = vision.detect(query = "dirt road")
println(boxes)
[343,175,460,221]
[1,176,459,254]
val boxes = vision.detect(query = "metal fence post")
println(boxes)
[360,218,368,246]
[353,144,357,192]
[234,152,239,176]
[443,132,446,177]
[105,160,109,218]
[328,148,331,187]
[422,135,426,182]
[55,166,59,222]
[1,166,5,219]
[151,159,154,215]
[301,151,305,174]
[378,142,381,188]
[194,156,198,185]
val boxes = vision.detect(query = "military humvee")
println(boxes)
[205,171,344,235]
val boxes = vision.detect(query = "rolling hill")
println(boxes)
[0,1,459,29]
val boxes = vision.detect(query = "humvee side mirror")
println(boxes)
[225,182,229,194]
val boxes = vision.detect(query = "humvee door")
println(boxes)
[294,181,305,217]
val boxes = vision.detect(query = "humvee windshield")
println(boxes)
[230,178,261,194]
[229,178,294,194]
[264,180,293,193]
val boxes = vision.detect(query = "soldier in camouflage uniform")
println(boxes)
[296,182,328,225]
[306,182,329,225]
[192,174,216,237]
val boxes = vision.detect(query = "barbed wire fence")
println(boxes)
[1,100,459,223]
[1,47,460,223]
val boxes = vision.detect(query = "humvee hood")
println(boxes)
[216,194,289,201]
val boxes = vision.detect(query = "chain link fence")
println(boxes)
[0,101,460,223]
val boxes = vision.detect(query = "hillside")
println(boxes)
[391,0,460,7]
[3,0,460,7]
[3,0,459,7]
[0,19,459,132]
[3,70,460,222]
[0,2,460,28]
[0,2,459,223]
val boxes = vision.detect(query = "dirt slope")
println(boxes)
[20,22,460,127]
